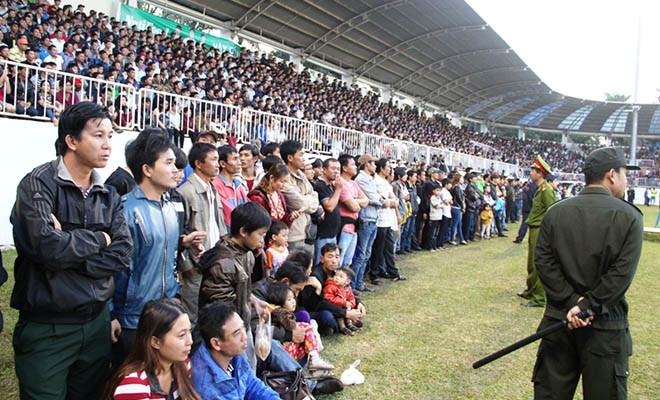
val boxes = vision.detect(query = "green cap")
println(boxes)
[584,147,640,172]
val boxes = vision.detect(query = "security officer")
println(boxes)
[519,156,556,307]
[532,147,642,399]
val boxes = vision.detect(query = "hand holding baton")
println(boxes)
[472,309,594,369]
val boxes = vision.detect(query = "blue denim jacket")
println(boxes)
[112,186,180,329]
[192,343,280,400]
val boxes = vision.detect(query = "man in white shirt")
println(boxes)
[369,158,406,283]
[43,45,64,70]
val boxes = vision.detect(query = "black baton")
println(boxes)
[472,309,594,369]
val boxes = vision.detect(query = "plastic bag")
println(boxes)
[255,314,272,361]
[340,359,365,385]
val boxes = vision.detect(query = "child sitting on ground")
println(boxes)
[480,204,494,240]
[267,282,334,371]
[265,221,289,277]
[323,267,362,336]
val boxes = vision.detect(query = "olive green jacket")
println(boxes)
[526,180,555,228]
[535,187,643,329]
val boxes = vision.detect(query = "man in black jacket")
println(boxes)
[10,102,133,400]
[462,173,480,241]
[533,147,642,399]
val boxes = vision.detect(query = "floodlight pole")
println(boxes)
[630,13,641,167]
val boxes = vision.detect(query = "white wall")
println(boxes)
[0,118,139,245]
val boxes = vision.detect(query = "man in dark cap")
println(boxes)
[531,147,642,399]
[519,155,556,307]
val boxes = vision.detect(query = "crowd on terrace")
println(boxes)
[0,0,616,174]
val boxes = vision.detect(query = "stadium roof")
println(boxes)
[176,0,660,137]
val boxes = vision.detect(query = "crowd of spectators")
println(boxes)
[0,0,618,174]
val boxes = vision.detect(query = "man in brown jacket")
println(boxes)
[280,140,320,254]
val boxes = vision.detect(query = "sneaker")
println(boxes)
[357,285,374,292]
[460,240,468,245]
[308,351,335,370]
[449,241,457,246]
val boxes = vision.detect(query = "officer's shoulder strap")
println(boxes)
[621,198,643,215]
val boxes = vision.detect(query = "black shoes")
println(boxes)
[312,377,344,395]
[513,239,522,244]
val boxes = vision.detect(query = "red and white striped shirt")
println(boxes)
[113,361,191,400]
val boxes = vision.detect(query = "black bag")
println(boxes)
[262,369,315,400]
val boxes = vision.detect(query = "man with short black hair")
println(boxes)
[177,142,227,326]
[532,147,642,399]
[192,302,280,399]
[11,102,132,399]
[111,129,182,366]
[212,144,247,229]
[312,158,343,265]
[280,140,319,253]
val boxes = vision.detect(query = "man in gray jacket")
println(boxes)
[352,153,383,292]
[177,142,228,326]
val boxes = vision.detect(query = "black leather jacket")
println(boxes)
[10,159,132,323]
[464,183,480,212]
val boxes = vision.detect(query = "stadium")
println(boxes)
[0,0,658,399]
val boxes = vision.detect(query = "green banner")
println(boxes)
[119,4,241,57]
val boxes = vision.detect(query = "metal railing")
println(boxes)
[0,60,520,174]
[0,59,136,130]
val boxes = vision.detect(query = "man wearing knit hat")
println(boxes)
[519,155,556,307]
[531,147,642,399]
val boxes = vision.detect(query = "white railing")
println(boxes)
[0,60,137,130]
[0,61,520,174]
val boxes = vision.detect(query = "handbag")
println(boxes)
[262,368,315,400]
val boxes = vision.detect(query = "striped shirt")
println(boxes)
[212,174,247,228]
[113,361,191,400]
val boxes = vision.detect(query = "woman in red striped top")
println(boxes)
[104,299,201,400]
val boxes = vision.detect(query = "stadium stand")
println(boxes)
[0,0,657,178]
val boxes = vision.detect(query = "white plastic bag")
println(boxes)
[340,359,365,385]
[254,315,272,361]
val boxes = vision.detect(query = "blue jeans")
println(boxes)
[450,207,464,242]
[655,211,660,227]
[514,199,523,222]
[338,231,357,267]
[463,210,477,241]
[351,221,377,290]
[310,310,338,335]
[314,237,337,266]
[400,215,415,251]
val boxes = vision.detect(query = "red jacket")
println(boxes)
[323,279,356,309]
[247,187,295,226]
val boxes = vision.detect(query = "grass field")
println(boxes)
[1,207,659,399]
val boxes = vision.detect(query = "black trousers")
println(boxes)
[369,227,400,280]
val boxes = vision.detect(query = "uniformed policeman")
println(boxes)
[519,156,556,307]
[532,147,642,399]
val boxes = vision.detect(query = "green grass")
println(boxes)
[639,205,660,228]
[1,219,659,399]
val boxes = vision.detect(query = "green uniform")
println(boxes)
[533,186,643,399]
[522,180,556,305]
